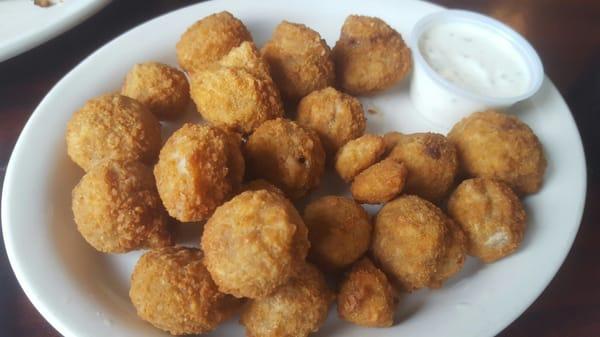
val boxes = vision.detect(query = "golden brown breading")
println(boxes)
[241,179,286,196]
[261,21,335,103]
[429,219,467,288]
[154,124,244,222]
[387,132,459,201]
[372,195,449,291]
[176,11,252,73]
[333,15,411,95]
[245,118,326,199]
[241,263,333,337]
[121,62,190,120]
[337,258,395,327]
[72,160,172,253]
[201,190,310,299]
[383,131,404,154]
[448,110,547,195]
[218,41,272,79]
[129,247,241,335]
[190,42,284,134]
[296,87,366,155]
[351,158,407,204]
[66,94,161,171]
[303,196,371,270]
[334,134,385,182]
[447,178,526,263]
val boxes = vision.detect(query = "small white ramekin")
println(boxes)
[409,10,544,128]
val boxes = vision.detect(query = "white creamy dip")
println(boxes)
[419,22,531,98]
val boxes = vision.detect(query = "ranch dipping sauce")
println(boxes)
[419,22,531,98]
[408,10,544,128]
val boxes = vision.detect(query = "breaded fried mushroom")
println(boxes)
[72,160,172,253]
[296,87,366,155]
[387,132,459,201]
[201,190,310,299]
[372,195,449,291]
[338,258,395,327]
[303,196,371,270]
[176,11,252,73]
[154,124,244,222]
[351,158,407,204]
[241,263,333,337]
[448,110,547,195]
[261,21,335,103]
[121,62,190,120]
[447,178,526,263]
[333,15,412,95]
[130,247,241,335]
[66,94,161,171]
[245,118,326,199]
[190,42,284,134]
[335,134,385,182]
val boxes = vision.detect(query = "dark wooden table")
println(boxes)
[1,1,598,336]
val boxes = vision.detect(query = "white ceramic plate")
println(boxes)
[1,0,587,336]
[0,0,110,62]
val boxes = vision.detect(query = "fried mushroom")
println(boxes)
[66,94,161,171]
[190,42,284,134]
[351,158,407,204]
[176,11,252,73]
[372,195,448,291]
[154,124,244,222]
[261,21,335,103]
[447,178,526,263]
[130,247,240,335]
[333,15,411,95]
[121,62,190,120]
[337,258,395,327]
[241,263,333,337]
[303,196,372,270]
[296,87,366,155]
[245,118,326,199]
[72,160,172,253]
[201,190,310,298]
[334,134,385,182]
[447,110,546,195]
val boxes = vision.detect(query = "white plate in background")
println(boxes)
[0,0,111,62]
[1,0,586,336]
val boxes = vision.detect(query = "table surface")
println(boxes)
[1,0,599,336]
